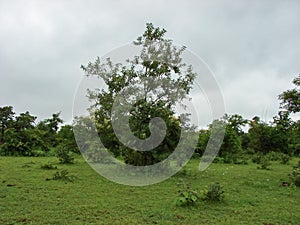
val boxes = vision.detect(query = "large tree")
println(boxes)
[81,23,196,165]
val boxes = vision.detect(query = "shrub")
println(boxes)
[234,154,249,165]
[257,156,271,170]
[280,154,290,164]
[266,151,282,161]
[176,179,199,207]
[202,182,225,202]
[55,145,74,164]
[252,153,263,164]
[213,156,224,163]
[289,161,300,187]
[222,154,234,164]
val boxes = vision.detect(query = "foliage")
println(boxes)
[266,151,283,161]
[212,114,245,161]
[195,129,210,155]
[176,179,199,206]
[279,74,300,113]
[56,125,79,154]
[0,108,81,159]
[280,154,290,165]
[0,106,15,144]
[252,153,263,164]
[257,156,271,170]
[201,182,225,202]
[248,117,276,155]
[55,144,74,164]
[289,160,300,187]
[271,111,293,154]
[0,106,67,156]
[289,120,300,155]
[81,23,196,165]
[36,113,63,151]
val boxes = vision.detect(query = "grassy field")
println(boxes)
[0,156,300,225]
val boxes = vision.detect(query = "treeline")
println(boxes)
[196,112,300,163]
[1,106,298,162]
[1,74,299,163]
[196,74,300,162]
[0,107,78,157]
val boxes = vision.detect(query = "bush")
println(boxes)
[202,182,225,202]
[289,161,300,187]
[280,154,290,164]
[213,156,224,163]
[266,151,282,161]
[252,153,263,164]
[55,145,74,164]
[233,154,249,165]
[257,156,271,170]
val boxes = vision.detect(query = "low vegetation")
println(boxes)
[1,156,300,224]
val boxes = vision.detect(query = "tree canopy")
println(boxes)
[279,74,300,113]
[81,23,197,165]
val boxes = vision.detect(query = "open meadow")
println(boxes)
[1,156,300,225]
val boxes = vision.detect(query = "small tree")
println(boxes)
[55,144,74,164]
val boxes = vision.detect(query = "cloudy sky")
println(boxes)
[1,0,299,126]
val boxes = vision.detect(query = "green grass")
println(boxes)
[0,156,300,224]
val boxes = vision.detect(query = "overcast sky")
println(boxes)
[1,0,299,126]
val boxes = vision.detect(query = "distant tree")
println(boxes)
[289,120,300,155]
[219,125,242,162]
[56,125,79,154]
[196,129,210,156]
[0,110,40,156]
[272,111,293,154]
[225,114,248,135]
[37,113,63,151]
[15,111,36,131]
[279,74,300,113]
[248,116,277,155]
[81,23,196,165]
[200,114,246,162]
[0,106,15,144]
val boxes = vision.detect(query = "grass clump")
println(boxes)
[202,182,225,202]
[40,163,57,170]
[52,169,77,183]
